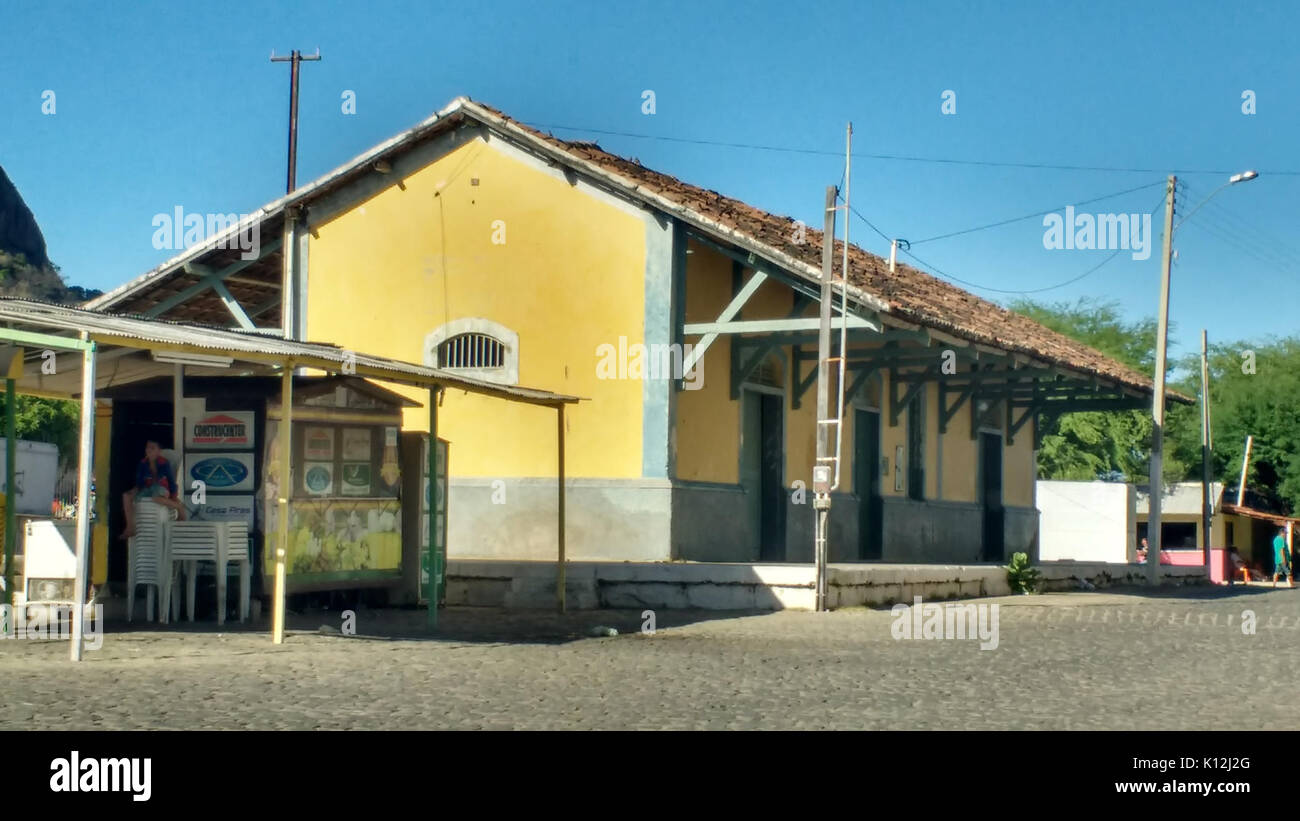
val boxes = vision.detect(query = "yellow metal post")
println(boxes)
[557,404,566,613]
[272,363,293,644]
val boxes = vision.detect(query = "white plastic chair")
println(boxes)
[216,521,251,625]
[126,501,175,623]
[162,521,221,623]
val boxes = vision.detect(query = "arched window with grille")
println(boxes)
[423,319,519,385]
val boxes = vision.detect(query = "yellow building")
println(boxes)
[90,97,1178,566]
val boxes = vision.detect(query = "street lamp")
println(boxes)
[1147,170,1259,587]
[1175,170,1259,230]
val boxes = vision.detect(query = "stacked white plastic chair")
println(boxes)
[216,521,251,625]
[126,500,176,623]
[162,520,222,623]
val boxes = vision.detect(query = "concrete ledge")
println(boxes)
[447,560,815,610]
[445,559,1210,611]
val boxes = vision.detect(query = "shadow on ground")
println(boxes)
[98,602,775,645]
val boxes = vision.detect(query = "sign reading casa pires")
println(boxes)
[186,412,254,450]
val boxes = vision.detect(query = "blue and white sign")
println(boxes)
[188,453,256,492]
[190,494,255,529]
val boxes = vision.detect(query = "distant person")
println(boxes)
[121,440,186,539]
[1228,547,1251,583]
[1137,538,1149,564]
[1273,527,1294,589]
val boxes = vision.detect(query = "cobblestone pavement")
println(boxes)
[3,586,1297,730]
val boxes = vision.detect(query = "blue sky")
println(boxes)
[1,0,1297,363]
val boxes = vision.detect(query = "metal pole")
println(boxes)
[3,377,15,633]
[70,339,96,661]
[287,51,300,193]
[1237,435,1253,506]
[812,185,837,612]
[434,387,444,628]
[272,364,293,644]
[270,49,321,195]
[1200,330,1212,573]
[832,123,851,492]
[1147,175,1176,587]
[557,404,566,613]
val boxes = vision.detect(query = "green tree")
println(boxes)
[1167,337,1300,514]
[0,392,81,469]
[1009,297,1193,485]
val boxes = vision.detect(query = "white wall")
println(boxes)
[1037,480,1134,563]
[0,439,59,516]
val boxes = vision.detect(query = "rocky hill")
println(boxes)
[0,164,101,303]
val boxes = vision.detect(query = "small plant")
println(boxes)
[1004,552,1042,595]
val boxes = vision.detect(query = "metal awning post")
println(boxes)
[173,364,184,485]
[557,404,566,613]
[427,386,439,630]
[272,362,293,644]
[70,338,97,661]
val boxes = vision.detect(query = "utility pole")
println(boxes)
[1148,175,1176,586]
[270,48,321,194]
[813,185,837,612]
[1237,435,1253,505]
[1200,329,1212,572]
[811,123,853,612]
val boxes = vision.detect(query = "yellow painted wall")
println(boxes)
[306,136,648,478]
[675,241,740,483]
[942,392,979,504]
[1004,416,1035,507]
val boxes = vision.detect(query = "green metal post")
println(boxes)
[3,378,14,634]
[427,387,439,629]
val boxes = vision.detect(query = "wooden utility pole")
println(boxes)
[1148,175,1176,586]
[1237,435,1254,505]
[270,49,321,194]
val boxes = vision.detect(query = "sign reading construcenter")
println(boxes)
[185,412,254,450]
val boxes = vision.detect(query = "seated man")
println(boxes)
[121,440,187,539]
[1227,547,1250,583]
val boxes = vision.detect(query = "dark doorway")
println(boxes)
[742,390,786,561]
[854,408,883,559]
[757,393,785,561]
[979,431,1004,561]
[107,401,175,584]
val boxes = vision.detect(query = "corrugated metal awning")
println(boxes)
[0,298,578,407]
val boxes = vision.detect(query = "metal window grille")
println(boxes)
[438,333,506,370]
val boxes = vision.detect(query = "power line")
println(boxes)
[1196,199,1300,268]
[910,180,1165,244]
[525,121,1300,176]
[845,192,1168,296]
[1182,217,1300,276]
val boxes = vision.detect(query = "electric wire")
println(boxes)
[909,180,1165,245]
[524,121,1300,176]
[844,192,1168,296]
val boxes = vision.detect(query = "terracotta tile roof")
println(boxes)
[473,101,1182,400]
